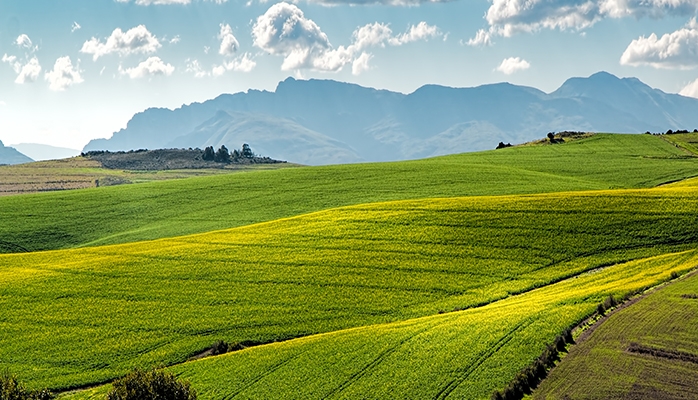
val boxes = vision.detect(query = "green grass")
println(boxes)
[1,133,698,254]
[661,132,698,155]
[533,270,698,399]
[60,250,698,400]
[3,184,698,392]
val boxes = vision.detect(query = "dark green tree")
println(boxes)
[241,143,254,158]
[202,146,215,161]
[214,145,230,163]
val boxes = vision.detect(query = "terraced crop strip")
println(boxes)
[2,134,698,254]
[2,184,698,394]
[533,269,698,399]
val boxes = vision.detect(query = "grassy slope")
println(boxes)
[63,251,698,400]
[3,184,698,391]
[1,134,697,253]
[533,272,698,400]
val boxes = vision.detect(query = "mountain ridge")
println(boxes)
[83,72,698,165]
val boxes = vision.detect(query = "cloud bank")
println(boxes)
[468,0,698,45]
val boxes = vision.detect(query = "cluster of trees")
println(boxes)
[202,144,255,163]
[645,129,698,135]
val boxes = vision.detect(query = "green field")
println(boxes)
[2,133,698,254]
[1,184,698,393]
[60,250,698,400]
[2,133,698,399]
[533,271,698,399]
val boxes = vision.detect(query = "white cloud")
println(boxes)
[297,0,446,5]
[15,34,33,49]
[44,56,83,91]
[253,3,440,72]
[469,0,698,45]
[496,57,530,74]
[0,101,6,106]
[16,58,42,84]
[680,77,698,98]
[80,25,161,61]
[389,22,441,45]
[620,21,698,69]
[71,22,81,33]
[218,24,240,56]
[352,52,372,75]
[186,59,209,77]
[120,56,174,79]
[2,54,21,73]
[170,35,181,44]
[213,53,257,76]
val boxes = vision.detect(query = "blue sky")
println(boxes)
[1,0,698,149]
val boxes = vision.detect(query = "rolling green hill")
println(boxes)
[533,270,698,400]
[1,133,697,254]
[2,183,698,393]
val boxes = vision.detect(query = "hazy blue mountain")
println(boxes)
[83,72,698,165]
[169,111,362,165]
[10,143,80,161]
[0,140,33,165]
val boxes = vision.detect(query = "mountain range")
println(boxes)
[83,72,698,165]
[0,140,33,165]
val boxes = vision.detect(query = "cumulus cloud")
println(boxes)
[120,56,174,79]
[468,0,698,45]
[15,34,33,49]
[620,21,698,69]
[212,53,257,76]
[352,52,373,75]
[2,54,20,73]
[680,77,698,98]
[15,57,42,84]
[389,22,441,45]
[218,24,240,56]
[80,25,161,61]
[4,54,42,84]
[253,3,440,72]
[496,57,530,74]
[45,56,84,91]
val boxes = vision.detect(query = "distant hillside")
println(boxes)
[10,143,80,161]
[83,72,698,165]
[0,140,32,165]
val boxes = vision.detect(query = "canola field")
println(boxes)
[62,251,698,399]
[2,184,698,393]
[1,133,697,254]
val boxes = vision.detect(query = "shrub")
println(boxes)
[210,340,229,356]
[0,372,54,400]
[106,369,196,400]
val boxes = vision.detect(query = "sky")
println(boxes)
[1,0,698,150]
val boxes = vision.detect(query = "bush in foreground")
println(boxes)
[0,372,54,400]
[106,369,196,400]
